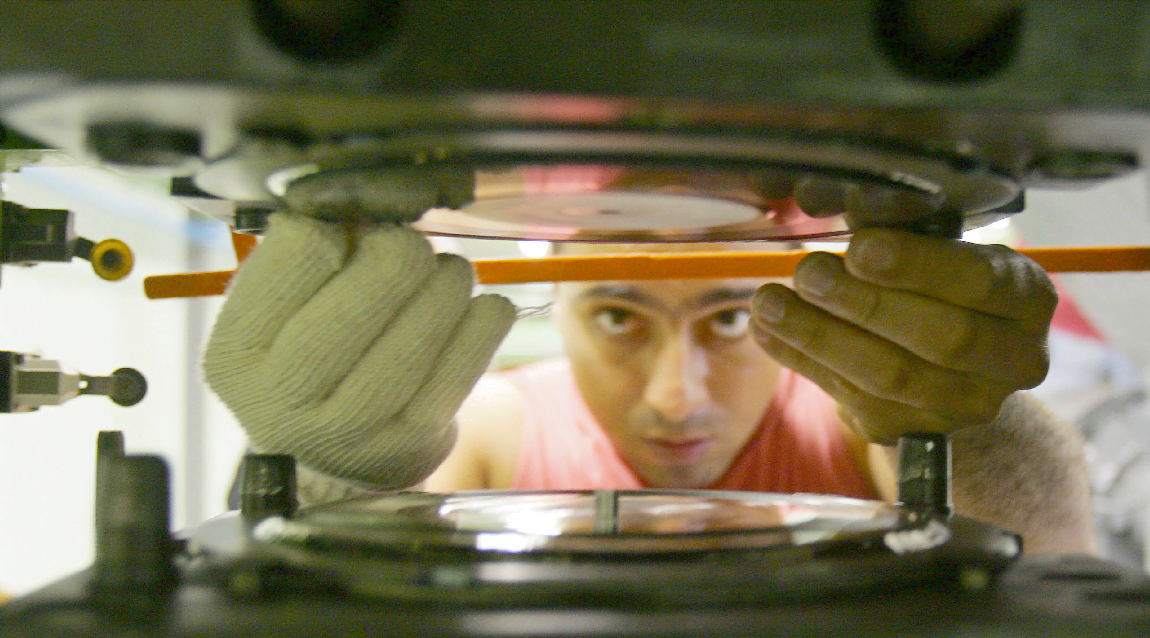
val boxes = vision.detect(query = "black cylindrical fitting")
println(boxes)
[240,453,298,522]
[93,454,175,592]
[94,430,126,538]
[897,432,952,515]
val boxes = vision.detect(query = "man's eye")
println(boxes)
[592,307,638,336]
[708,309,751,339]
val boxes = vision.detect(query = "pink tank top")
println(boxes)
[500,359,875,498]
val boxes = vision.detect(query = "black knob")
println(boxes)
[896,432,952,516]
[96,430,125,459]
[79,367,147,406]
[109,368,147,407]
[233,206,274,235]
[240,453,298,522]
[94,431,125,545]
[93,455,175,593]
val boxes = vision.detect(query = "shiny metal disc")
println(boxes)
[255,129,1020,242]
[187,489,1019,606]
[254,490,901,555]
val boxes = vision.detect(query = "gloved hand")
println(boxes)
[750,227,1056,445]
[203,212,515,490]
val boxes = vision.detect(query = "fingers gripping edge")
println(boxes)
[284,293,515,490]
[203,213,350,403]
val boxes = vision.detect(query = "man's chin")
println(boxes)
[635,461,724,490]
[647,437,716,466]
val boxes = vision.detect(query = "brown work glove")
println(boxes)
[751,227,1056,445]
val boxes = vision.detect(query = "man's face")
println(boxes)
[553,247,784,489]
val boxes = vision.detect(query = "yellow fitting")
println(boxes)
[90,239,134,281]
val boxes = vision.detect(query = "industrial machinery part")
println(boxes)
[0,201,134,282]
[0,1,1145,244]
[2,433,1148,637]
[3,2,1150,636]
[0,352,146,412]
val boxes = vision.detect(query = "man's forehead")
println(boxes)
[559,279,766,313]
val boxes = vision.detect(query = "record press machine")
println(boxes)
[2,1,1150,636]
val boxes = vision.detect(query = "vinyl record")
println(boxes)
[256,130,1020,242]
[266,490,903,554]
[180,490,1021,607]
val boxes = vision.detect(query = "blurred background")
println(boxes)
[2,165,1149,596]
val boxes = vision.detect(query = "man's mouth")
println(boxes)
[646,437,714,465]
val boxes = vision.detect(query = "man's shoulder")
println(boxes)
[459,372,528,426]
[455,372,530,488]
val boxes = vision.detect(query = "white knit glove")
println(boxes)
[203,212,515,492]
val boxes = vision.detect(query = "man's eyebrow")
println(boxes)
[574,284,759,313]
[688,287,759,310]
[576,285,657,307]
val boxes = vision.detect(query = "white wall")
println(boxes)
[0,166,245,597]
[1014,172,1150,367]
[0,168,562,598]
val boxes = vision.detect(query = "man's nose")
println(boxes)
[643,330,710,424]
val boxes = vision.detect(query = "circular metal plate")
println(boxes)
[252,129,1018,242]
[451,193,761,232]
[199,489,1020,606]
[255,490,900,555]
[1,86,1026,242]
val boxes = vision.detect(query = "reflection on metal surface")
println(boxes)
[252,130,1019,241]
[267,490,902,554]
[178,488,1026,608]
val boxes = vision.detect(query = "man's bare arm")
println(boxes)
[947,391,1096,554]
[860,391,1096,554]
[424,374,527,491]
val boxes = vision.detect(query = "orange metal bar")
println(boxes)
[1022,246,1150,274]
[473,252,809,283]
[142,246,1150,300]
[144,271,234,299]
[231,232,258,262]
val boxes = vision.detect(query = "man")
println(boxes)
[204,211,1095,554]
[427,239,888,495]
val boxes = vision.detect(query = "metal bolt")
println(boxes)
[240,453,298,523]
[594,489,620,534]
